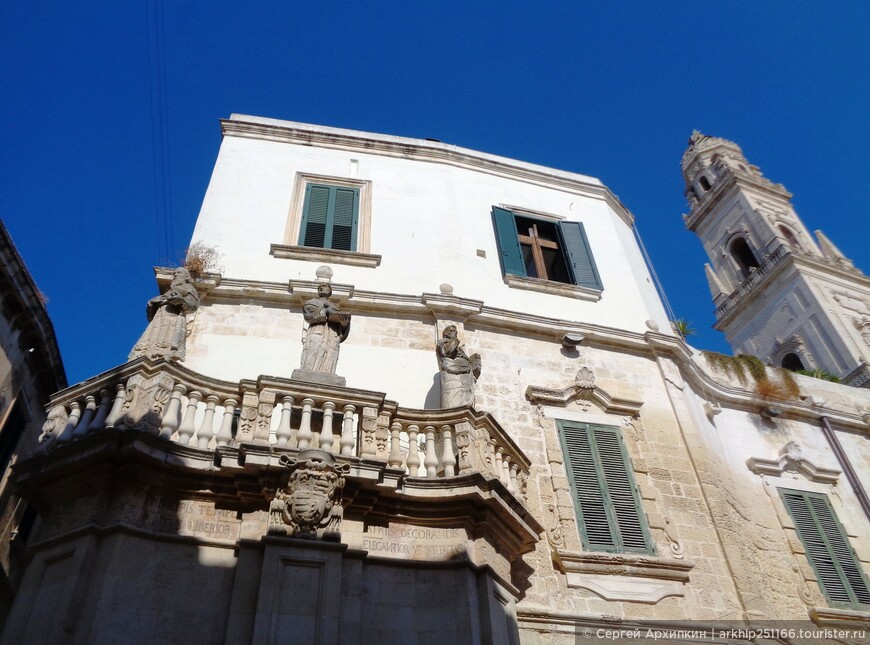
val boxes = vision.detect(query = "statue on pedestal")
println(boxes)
[436,325,481,408]
[129,268,199,362]
[292,283,351,386]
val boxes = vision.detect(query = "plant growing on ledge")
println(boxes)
[672,318,697,339]
[701,352,801,401]
[795,368,841,383]
[183,242,223,279]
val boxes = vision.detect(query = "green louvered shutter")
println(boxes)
[780,489,870,609]
[558,422,654,554]
[558,221,602,290]
[299,184,360,251]
[491,206,526,278]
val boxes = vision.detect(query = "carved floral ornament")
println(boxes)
[269,449,350,540]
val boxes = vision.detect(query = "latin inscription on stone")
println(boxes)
[358,525,468,561]
[145,495,239,542]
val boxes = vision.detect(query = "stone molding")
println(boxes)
[552,550,694,583]
[809,606,870,628]
[525,368,643,417]
[552,550,693,604]
[147,270,870,432]
[503,274,602,301]
[746,442,841,484]
[16,427,542,569]
[270,244,381,268]
[220,115,636,228]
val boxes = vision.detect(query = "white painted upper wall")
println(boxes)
[190,116,670,333]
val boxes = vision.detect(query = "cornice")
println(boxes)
[147,270,870,433]
[0,221,67,393]
[644,333,870,433]
[684,172,792,233]
[713,251,870,329]
[220,116,636,228]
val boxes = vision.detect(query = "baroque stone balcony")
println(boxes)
[37,357,531,496]
[714,245,788,320]
[11,358,542,644]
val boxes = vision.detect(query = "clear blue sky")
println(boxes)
[2,2,868,385]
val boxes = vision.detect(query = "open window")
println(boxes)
[492,207,602,291]
[730,236,760,279]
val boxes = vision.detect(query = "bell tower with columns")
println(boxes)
[682,131,870,387]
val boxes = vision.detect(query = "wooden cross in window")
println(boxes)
[518,222,559,279]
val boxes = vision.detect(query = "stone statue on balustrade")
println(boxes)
[436,325,481,408]
[291,283,351,386]
[129,267,200,362]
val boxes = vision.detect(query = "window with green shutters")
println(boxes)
[298,183,360,252]
[491,206,602,290]
[779,488,870,610]
[557,421,654,554]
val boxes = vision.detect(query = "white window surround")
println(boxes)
[502,274,602,301]
[528,376,693,605]
[282,172,372,255]
[749,444,870,621]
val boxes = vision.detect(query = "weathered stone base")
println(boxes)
[290,369,347,387]
[2,529,517,645]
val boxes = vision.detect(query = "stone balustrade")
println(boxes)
[714,244,788,319]
[36,358,530,499]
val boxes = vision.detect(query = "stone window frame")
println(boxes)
[526,398,695,604]
[274,172,379,268]
[749,450,870,619]
[493,204,603,302]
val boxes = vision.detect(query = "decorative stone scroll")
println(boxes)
[269,449,350,540]
[436,325,481,408]
[129,267,200,362]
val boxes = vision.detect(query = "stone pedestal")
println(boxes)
[290,369,346,387]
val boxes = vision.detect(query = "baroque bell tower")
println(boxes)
[682,131,870,387]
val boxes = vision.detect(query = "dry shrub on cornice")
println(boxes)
[183,242,223,279]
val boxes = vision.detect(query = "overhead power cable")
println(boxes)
[145,0,174,263]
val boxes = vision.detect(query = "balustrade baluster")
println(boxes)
[297,398,315,449]
[405,425,421,476]
[440,424,456,477]
[340,405,355,455]
[104,384,127,429]
[508,462,519,495]
[57,402,81,444]
[215,397,237,447]
[194,395,218,449]
[319,401,335,452]
[495,447,509,486]
[424,426,438,478]
[73,396,97,439]
[87,390,111,434]
[159,385,186,440]
[388,422,404,467]
[275,396,294,448]
[177,391,202,445]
